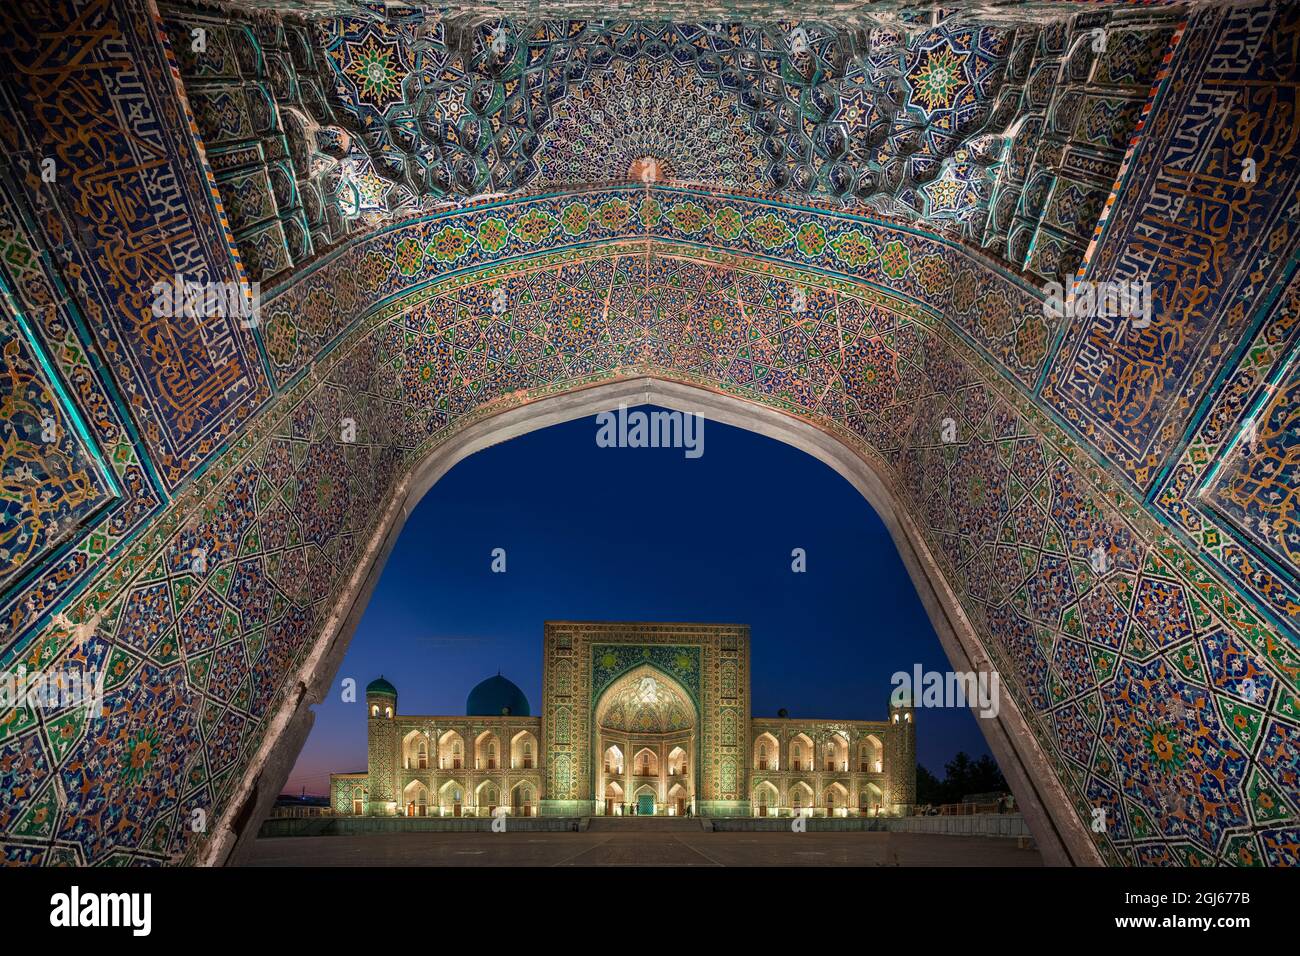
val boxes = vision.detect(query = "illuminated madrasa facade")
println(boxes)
[331,623,915,817]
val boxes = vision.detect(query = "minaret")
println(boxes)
[887,696,916,814]
[366,676,399,815]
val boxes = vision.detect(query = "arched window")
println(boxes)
[792,744,802,771]
[370,705,378,718]
[384,706,392,719]
[417,740,428,769]
[488,741,497,770]
[759,743,768,771]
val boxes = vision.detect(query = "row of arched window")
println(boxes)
[754,734,883,773]
[399,732,536,771]
[396,782,536,817]
[600,745,687,777]
[752,783,885,815]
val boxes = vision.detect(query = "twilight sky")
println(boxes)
[286,405,993,795]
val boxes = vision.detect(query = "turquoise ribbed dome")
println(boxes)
[466,674,529,716]
[366,676,397,697]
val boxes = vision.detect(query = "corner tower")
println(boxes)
[887,697,916,813]
[366,676,398,815]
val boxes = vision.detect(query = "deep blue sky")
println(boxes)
[287,405,992,795]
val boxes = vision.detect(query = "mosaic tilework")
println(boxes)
[167,1,1186,20]
[259,185,1057,392]
[1041,0,1300,655]
[0,293,116,596]
[591,643,702,707]
[0,0,1297,868]
[311,11,1030,232]
[977,11,1180,282]
[1044,1,1300,492]
[533,57,768,189]
[0,0,271,494]
[4,227,1299,862]
[1201,352,1300,592]
[56,240,1300,861]
[160,3,361,283]
[159,2,1182,277]
[0,181,163,652]
[542,623,747,809]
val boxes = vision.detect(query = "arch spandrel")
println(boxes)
[260,187,1052,393]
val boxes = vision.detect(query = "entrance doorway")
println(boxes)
[637,793,655,816]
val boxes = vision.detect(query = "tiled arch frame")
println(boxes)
[6,219,1296,868]
[212,375,1092,866]
[6,212,1295,867]
[180,222,1291,870]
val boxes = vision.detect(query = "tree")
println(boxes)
[919,752,1009,805]
[915,764,944,805]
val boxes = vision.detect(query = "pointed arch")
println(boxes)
[788,780,814,814]
[789,732,813,772]
[824,731,849,772]
[402,729,430,770]
[752,780,779,817]
[438,779,466,816]
[402,779,430,817]
[438,730,464,771]
[632,747,659,777]
[475,730,501,770]
[823,780,849,816]
[229,377,1095,865]
[510,729,538,769]
[754,731,779,770]
[860,734,883,773]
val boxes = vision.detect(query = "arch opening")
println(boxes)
[593,663,697,816]
[220,377,1091,865]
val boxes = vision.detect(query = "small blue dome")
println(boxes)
[366,676,397,697]
[466,674,530,716]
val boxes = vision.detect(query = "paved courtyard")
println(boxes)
[241,829,1043,866]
